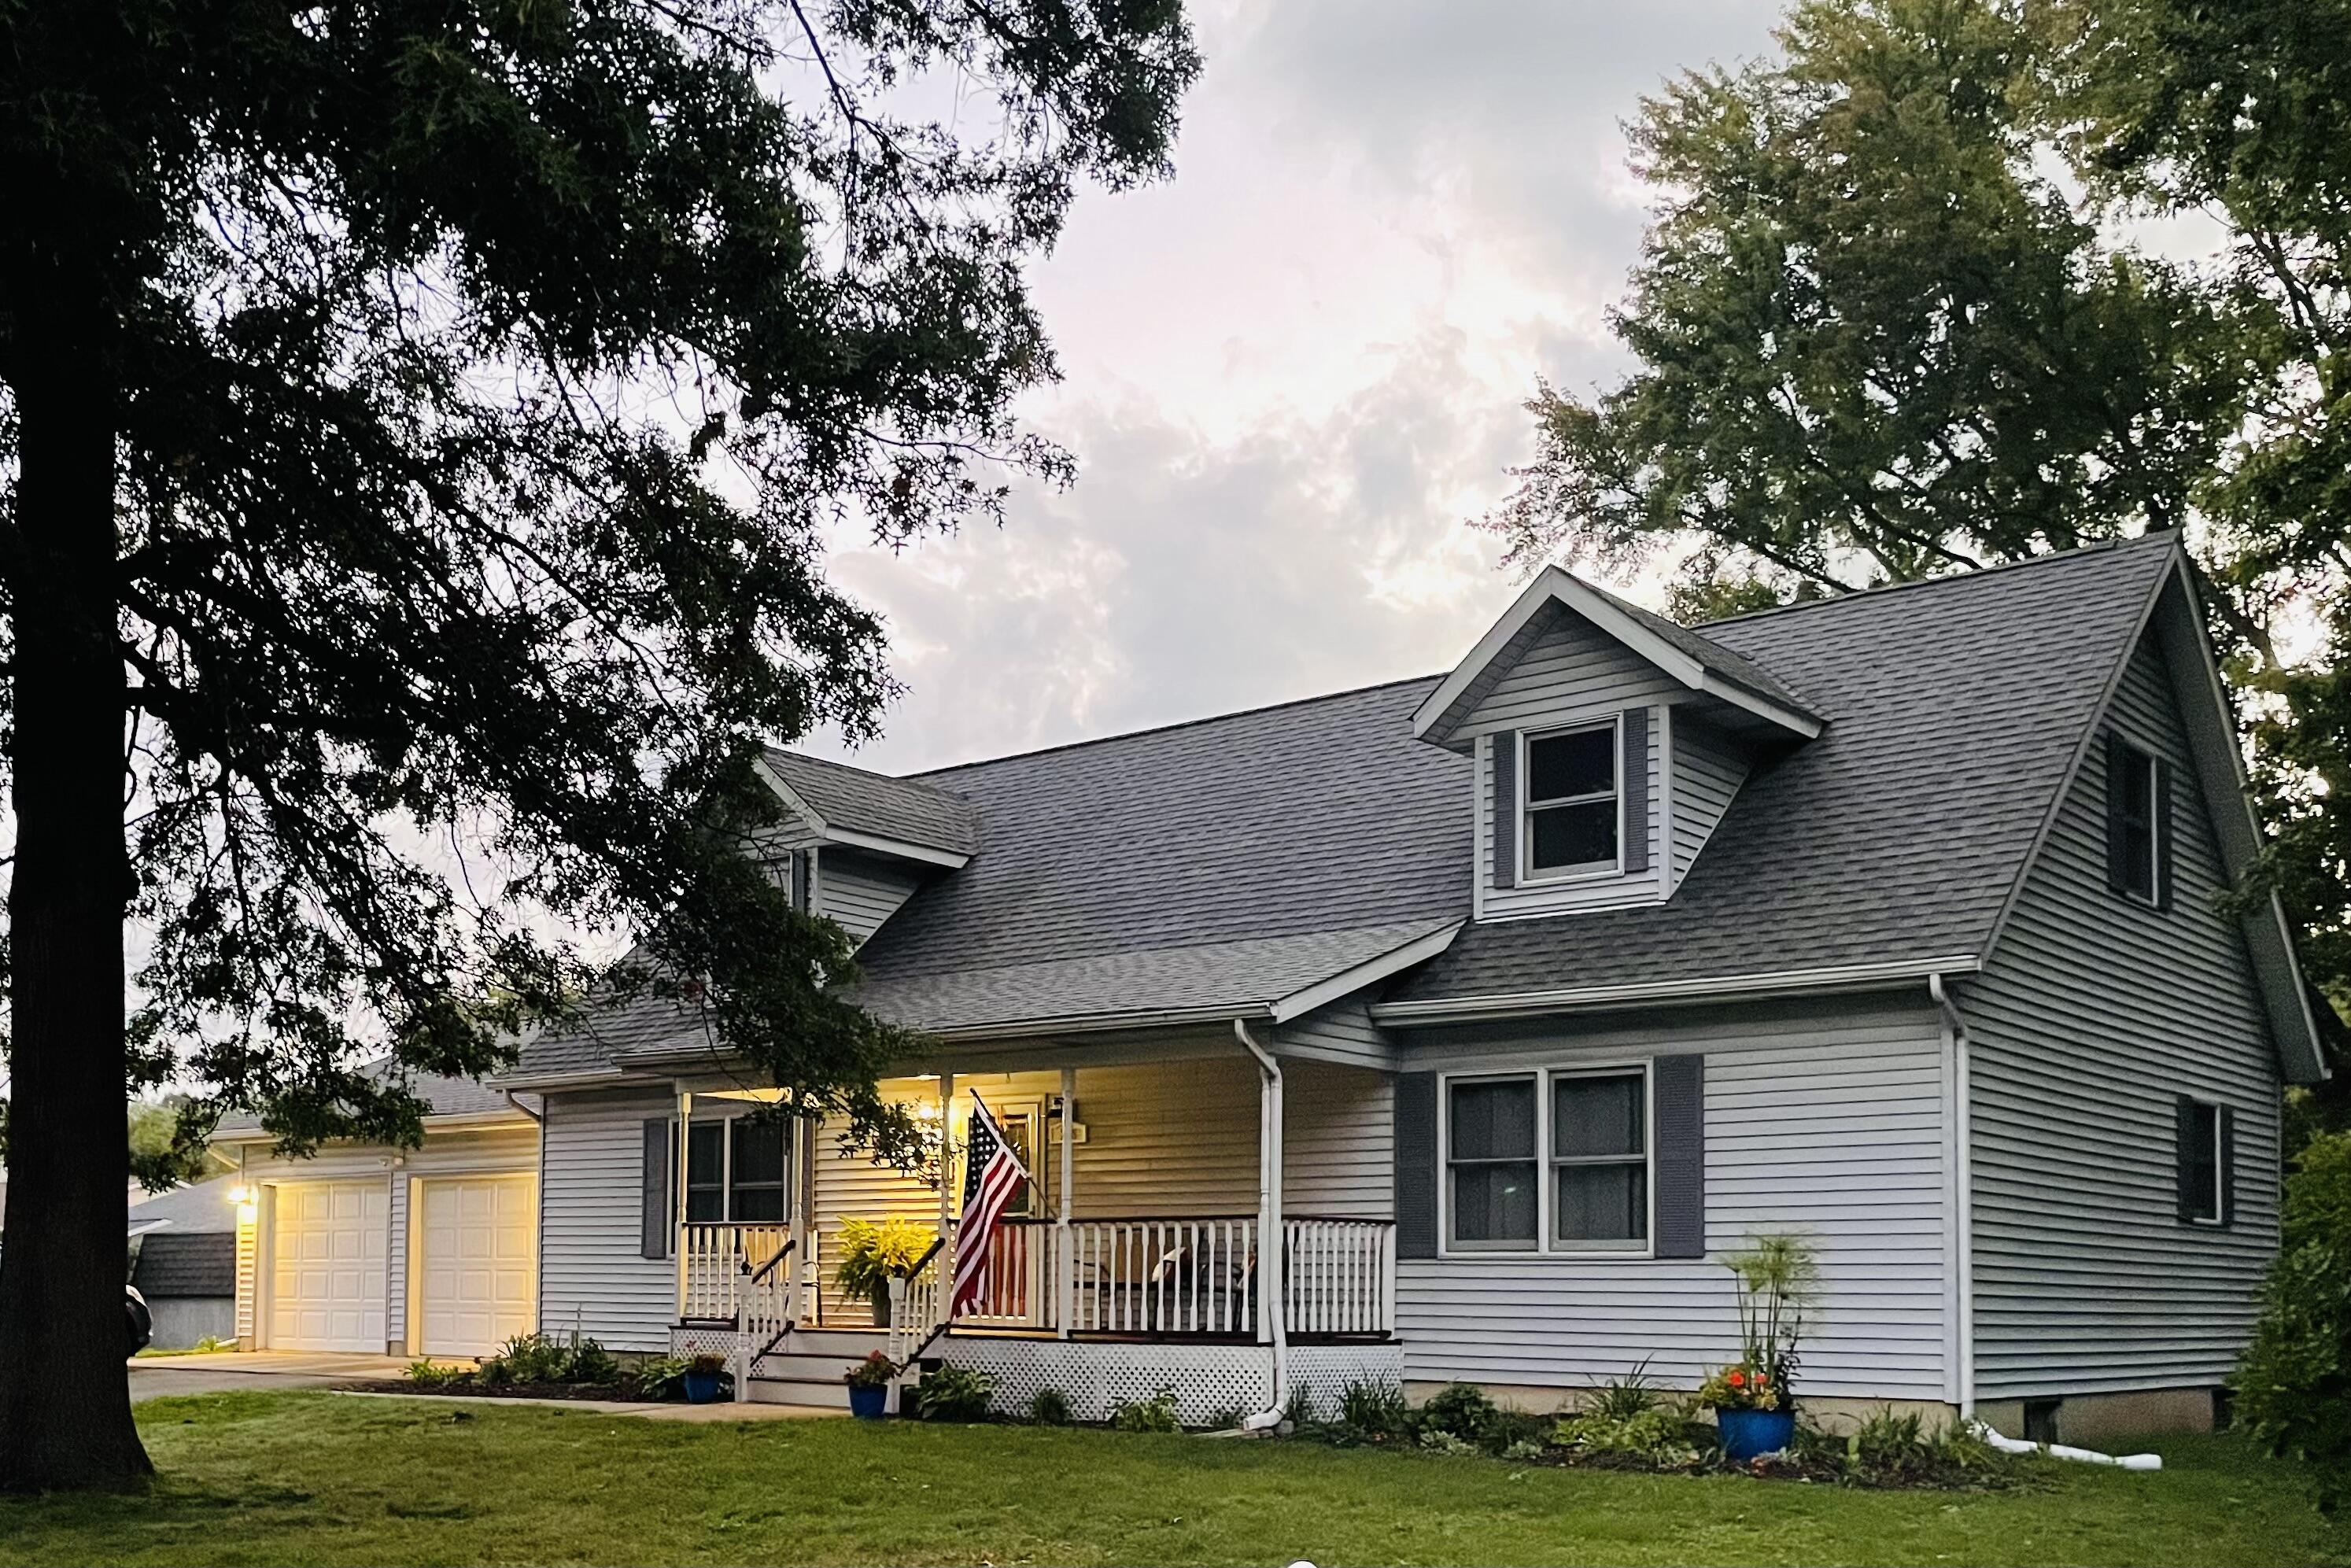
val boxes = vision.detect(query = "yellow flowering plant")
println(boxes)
[832,1216,936,1302]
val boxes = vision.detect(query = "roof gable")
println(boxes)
[1412,566,1822,751]
[755,748,979,864]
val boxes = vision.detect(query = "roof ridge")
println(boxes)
[760,742,974,802]
[1696,532,2182,629]
[906,670,1445,780]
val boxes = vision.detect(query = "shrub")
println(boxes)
[1418,1430,1480,1456]
[563,1337,620,1385]
[2241,1129,2351,1508]
[915,1363,996,1422]
[1338,1378,1410,1441]
[404,1358,467,1388]
[489,1332,570,1384]
[1109,1387,1182,1433]
[1415,1382,1501,1444]
[1281,1383,1316,1429]
[1027,1388,1072,1426]
[628,1353,694,1400]
[1582,1360,1660,1421]
[1554,1405,1706,1467]
[1840,1409,2006,1486]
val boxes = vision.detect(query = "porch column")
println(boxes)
[674,1087,692,1321]
[1057,1066,1076,1339]
[936,1072,955,1238]
[1256,1061,1285,1345]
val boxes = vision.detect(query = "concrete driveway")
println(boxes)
[129,1349,424,1402]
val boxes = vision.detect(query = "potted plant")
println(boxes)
[832,1216,934,1327]
[681,1352,729,1405]
[1704,1231,1818,1460]
[1699,1362,1791,1460]
[844,1350,898,1419]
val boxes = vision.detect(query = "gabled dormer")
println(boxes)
[1413,567,1821,921]
[753,749,978,948]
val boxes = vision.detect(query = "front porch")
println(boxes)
[666,1047,1401,1418]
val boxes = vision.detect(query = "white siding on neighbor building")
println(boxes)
[1964,629,2283,1399]
[816,847,926,948]
[1669,710,1748,893]
[1395,999,1951,1401]
[539,1089,679,1351]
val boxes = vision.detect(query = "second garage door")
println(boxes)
[268,1180,389,1352]
[418,1175,537,1357]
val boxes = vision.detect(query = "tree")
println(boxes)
[0,0,1198,1490]
[126,1098,209,1194]
[1486,0,2349,1053]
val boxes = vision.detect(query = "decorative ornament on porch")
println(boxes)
[950,1091,1033,1319]
[1703,1231,1819,1462]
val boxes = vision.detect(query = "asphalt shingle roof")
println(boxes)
[511,534,2181,1066]
[130,1230,235,1298]
[1390,534,2179,1002]
[760,747,980,856]
[213,1061,520,1134]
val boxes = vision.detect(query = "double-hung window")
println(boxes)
[2113,738,2159,902]
[1523,721,1619,879]
[1445,1066,1653,1253]
[677,1115,789,1226]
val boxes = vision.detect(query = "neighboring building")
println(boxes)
[127,1179,240,1348]
[217,536,2324,1444]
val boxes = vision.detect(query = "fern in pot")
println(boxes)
[832,1217,933,1326]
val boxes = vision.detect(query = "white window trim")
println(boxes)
[2184,1098,2226,1227]
[1549,1061,1656,1255]
[2115,736,2162,907]
[1519,717,1626,885]
[1437,1062,1659,1260]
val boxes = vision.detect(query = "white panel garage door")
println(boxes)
[419,1176,537,1357]
[268,1181,389,1352]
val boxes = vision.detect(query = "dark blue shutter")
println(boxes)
[1395,1073,1439,1258]
[1622,707,1650,874]
[1653,1054,1706,1258]
[790,849,810,912]
[641,1119,670,1259]
[1492,734,1518,889]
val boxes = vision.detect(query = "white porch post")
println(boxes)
[673,1087,692,1323]
[1057,1066,1076,1339]
[936,1072,955,1238]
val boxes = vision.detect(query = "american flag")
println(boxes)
[950,1091,1031,1318]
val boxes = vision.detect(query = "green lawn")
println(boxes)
[2,1392,2345,1567]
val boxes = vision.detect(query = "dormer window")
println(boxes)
[1523,721,1620,880]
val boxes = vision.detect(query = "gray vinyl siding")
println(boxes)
[1669,711,1748,893]
[816,847,926,949]
[1453,611,1675,921]
[1273,994,1397,1070]
[1394,998,1950,1400]
[1964,629,2282,1399]
[1285,1061,1394,1219]
[539,1088,681,1350]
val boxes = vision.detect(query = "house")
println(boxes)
[127,1177,241,1348]
[216,534,2324,1444]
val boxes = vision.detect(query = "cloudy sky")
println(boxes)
[809,0,1784,775]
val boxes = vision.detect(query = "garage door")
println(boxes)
[419,1176,536,1357]
[268,1181,389,1352]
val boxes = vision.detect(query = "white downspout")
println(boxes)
[1929,973,1975,1422]
[1233,1018,1289,1430]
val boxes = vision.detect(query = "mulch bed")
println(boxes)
[333,1379,657,1403]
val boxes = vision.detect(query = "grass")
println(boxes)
[2,1391,2346,1566]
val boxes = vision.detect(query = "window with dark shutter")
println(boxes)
[1395,1073,1439,1259]
[1522,719,1620,878]
[1447,1075,1539,1249]
[640,1118,670,1259]
[1652,1054,1706,1259]
[1492,733,1518,889]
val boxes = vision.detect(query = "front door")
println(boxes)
[960,1096,1047,1324]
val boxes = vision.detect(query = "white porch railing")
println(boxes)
[678,1223,794,1325]
[886,1238,950,1365]
[933,1215,1392,1339]
[1283,1217,1393,1337]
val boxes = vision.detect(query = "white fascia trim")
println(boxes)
[1370,954,1984,1027]
[751,753,828,833]
[1412,566,1820,745]
[821,824,972,869]
[1268,921,1466,1024]
[485,1068,663,1092]
[924,1003,1275,1043]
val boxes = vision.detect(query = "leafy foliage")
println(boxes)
[126,1098,210,1192]
[913,1362,995,1422]
[2238,1128,2351,1507]
[1581,1360,1664,1422]
[1485,0,2351,1053]
[1553,1405,1708,1467]
[1338,1378,1412,1441]
[831,1217,936,1301]
[1109,1387,1181,1433]
[843,1351,898,1391]
[1025,1388,1072,1426]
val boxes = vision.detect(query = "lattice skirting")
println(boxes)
[1284,1342,1405,1423]
[668,1324,741,1360]
[937,1337,1275,1426]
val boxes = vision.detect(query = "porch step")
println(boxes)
[752,1348,873,1385]
[747,1374,851,1409]
[776,1327,894,1360]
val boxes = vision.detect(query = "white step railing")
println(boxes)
[885,1236,949,1365]
[1283,1217,1393,1336]
[678,1223,794,1324]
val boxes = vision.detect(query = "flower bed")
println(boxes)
[341,1334,721,1404]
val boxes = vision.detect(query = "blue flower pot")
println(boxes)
[682,1369,724,1405]
[1717,1407,1796,1462]
[847,1384,889,1420]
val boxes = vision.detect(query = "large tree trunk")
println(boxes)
[0,273,149,1490]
